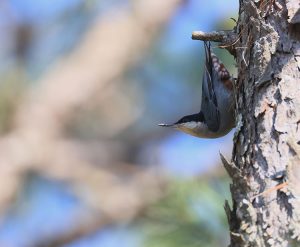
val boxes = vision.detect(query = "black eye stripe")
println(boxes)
[176,112,205,124]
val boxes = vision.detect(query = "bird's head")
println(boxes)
[159,112,211,138]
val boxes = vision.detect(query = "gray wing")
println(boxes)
[200,42,220,132]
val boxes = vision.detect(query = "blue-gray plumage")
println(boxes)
[159,42,235,138]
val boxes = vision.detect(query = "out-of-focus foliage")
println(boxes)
[140,174,230,247]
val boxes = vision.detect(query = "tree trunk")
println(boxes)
[223,0,300,246]
[192,0,300,245]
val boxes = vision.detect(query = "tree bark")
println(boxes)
[193,0,300,246]
[224,0,300,246]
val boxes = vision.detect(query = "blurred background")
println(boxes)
[0,0,238,246]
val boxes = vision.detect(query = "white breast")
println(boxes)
[177,121,220,138]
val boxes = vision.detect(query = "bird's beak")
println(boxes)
[158,123,176,128]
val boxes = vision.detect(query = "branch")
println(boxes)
[192,30,236,42]
[192,30,237,55]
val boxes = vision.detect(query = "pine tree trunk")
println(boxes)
[192,1,300,245]
[223,0,300,246]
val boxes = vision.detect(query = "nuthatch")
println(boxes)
[159,42,235,138]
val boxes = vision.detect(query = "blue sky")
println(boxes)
[0,0,238,246]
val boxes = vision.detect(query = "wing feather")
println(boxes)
[200,42,220,132]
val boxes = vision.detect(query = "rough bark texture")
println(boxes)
[224,0,300,246]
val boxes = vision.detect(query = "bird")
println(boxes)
[159,42,235,138]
